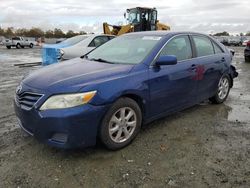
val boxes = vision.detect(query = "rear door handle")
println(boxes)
[221,57,225,62]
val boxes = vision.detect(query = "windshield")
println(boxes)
[60,35,88,45]
[128,9,141,24]
[87,35,161,65]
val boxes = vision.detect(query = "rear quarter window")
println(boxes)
[213,42,224,54]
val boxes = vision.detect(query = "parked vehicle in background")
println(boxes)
[14,31,238,150]
[59,34,115,61]
[42,35,90,65]
[215,36,229,46]
[5,37,35,49]
[242,39,250,46]
[42,34,114,65]
[228,37,242,46]
[244,41,250,62]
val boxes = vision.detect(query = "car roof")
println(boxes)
[123,31,208,37]
[85,34,115,37]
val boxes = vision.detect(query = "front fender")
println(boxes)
[83,69,150,106]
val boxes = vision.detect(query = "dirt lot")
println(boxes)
[0,45,249,188]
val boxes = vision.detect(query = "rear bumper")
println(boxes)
[230,65,238,79]
[244,48,250,57]
[14,101,109,149]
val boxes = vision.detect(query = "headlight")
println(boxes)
[58,49,64,59]
[60,49,64,56]
[40,91,96,110]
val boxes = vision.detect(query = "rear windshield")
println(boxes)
[12,37,20,40]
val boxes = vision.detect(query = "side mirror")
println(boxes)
[155,55,177,66]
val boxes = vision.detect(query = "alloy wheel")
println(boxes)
[218,77,229,100]
[108,107,137,143]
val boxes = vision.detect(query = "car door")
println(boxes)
[191,35,225,102]
[148,35,198,117]
[24,38,29,46]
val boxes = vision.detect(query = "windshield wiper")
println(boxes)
[89,58,115,64]
[81,54,88,59]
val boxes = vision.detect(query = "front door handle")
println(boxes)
[221,57,225,62]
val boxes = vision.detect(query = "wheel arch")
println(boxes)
[228,74,233,88]
[120,93,145,119]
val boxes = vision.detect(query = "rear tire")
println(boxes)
[29,43,33,48]
[209,75,231,104]
[6,46,11,49]
[16,43,21,49]
[99,97,142,150]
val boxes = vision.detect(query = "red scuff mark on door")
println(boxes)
[192,65,205,80]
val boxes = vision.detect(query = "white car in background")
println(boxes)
[59,34,115,60]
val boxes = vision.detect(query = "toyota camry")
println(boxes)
[14,31,238,150]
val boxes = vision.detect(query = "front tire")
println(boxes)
[209,75,230,104]
[99,97,142,150]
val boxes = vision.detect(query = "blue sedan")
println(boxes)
[14,31,238,150]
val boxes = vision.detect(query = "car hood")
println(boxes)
[61,46,93,60]
[23,58,134,93]
[42,43,70,49]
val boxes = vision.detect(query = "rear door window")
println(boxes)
[160,35,192,61]
[193,36,214,57]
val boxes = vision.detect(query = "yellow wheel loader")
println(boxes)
[103,7,170,36]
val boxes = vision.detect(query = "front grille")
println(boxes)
[16,92,43,110]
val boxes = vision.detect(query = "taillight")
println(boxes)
[247,41,250,47]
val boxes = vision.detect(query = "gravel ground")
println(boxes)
[0,45,249,188]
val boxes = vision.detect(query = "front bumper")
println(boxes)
[14,101,109,149]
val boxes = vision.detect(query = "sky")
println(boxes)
[0,0,249,34]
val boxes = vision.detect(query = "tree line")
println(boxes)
[0,27,87,38]
[213,31,250,36]
[1,27,250,38]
